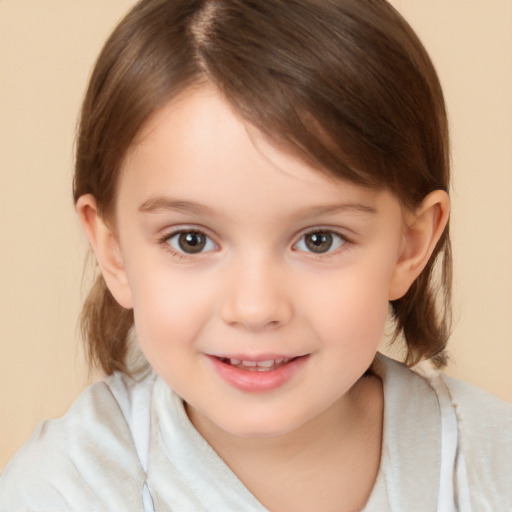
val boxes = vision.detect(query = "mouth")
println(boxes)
[216,356,299,372]
[208,354,309,392]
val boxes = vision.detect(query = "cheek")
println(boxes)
[308,259,395,349]
[128,266,216,357]
[320,289,388,347]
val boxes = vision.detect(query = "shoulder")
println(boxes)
[377,354,512,507]
[379,355,512,506]
[441,373,512,456]
[0,373,150,512]
[383,355,512,462]
[442,374,512,506]
[378,354,512,429]
[442,373,512,430]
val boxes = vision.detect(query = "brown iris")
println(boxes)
[304,231,334,253]
[178,231,207,253]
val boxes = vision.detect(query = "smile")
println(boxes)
[218,357,295,372]
[208,354,309,392]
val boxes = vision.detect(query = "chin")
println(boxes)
[231,425,293,439]
[213,409,311,440]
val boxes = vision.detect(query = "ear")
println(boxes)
[388,190,450,301]
[76,194,133,309]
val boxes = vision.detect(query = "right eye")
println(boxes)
[165,230,217,254]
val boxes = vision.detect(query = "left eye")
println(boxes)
[166,230,217,254]
[294,230,346,254]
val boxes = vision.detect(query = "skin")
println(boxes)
[78,85,449,511]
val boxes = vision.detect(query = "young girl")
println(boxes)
[1,0,511,510]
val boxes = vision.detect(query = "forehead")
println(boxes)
[118,85,398,219]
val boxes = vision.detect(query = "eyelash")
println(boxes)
[157,227,351,260]
[293,229,349,256]
[158,228,218,259]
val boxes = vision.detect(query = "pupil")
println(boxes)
[179,232,206,253]
[306,232,333,253]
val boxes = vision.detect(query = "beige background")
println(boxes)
[1,0,511,470]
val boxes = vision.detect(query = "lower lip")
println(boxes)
[207,355,309,393]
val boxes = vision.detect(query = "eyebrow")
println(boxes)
[138,196,377,217]
[298,203,377,217]
[138,197,215,216]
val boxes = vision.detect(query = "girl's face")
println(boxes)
[112,86,409,438]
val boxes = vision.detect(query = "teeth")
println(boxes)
[240,359,281,368]
[256,360,275,368]
[234,358,292,369]
[220,356,295,370]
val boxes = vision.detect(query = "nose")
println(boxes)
[221,257,293,331]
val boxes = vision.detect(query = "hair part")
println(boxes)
[74,0,452,375]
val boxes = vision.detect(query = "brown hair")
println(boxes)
[74,0,451,375]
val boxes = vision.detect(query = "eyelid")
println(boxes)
[158,223,217,241]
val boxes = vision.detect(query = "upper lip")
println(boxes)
[207,353,308,362]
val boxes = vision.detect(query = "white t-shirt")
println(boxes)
[1,354,511,511]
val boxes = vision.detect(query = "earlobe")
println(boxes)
[388,190,450,301]
[76,194,133,309]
